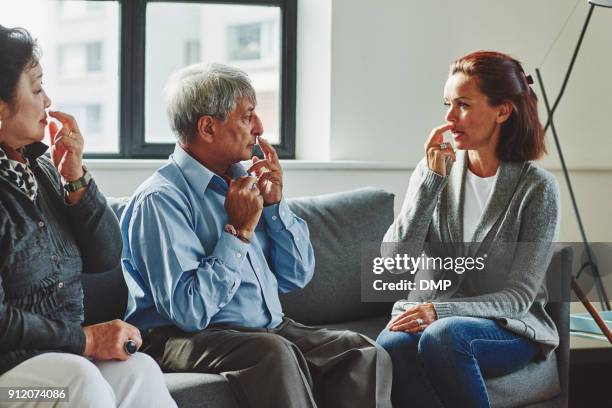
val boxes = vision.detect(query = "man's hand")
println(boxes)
[82,319,142,361]
[389,303,438,333]
[225,176,264,239]
[247,137,283,205]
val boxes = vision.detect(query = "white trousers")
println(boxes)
[0,352,177,408]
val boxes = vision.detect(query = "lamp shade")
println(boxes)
[589,0,612,8]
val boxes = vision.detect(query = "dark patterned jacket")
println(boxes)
[0,142,121,374]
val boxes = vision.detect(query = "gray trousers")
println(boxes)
[143,318,392,408]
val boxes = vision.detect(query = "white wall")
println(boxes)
[295,0,331,160]
[329,0,612,170]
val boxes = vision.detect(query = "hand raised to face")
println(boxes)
[225,176,264,239]
[424,123,456,177]
[48,110,85,182]
[246,137,283,205]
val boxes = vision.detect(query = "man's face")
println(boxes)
[213,98,264,163]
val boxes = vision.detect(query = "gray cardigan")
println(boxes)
[383,150,560,358]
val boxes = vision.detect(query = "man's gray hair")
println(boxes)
[164,63,256,144]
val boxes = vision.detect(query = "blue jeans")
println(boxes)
[376,316,539,408]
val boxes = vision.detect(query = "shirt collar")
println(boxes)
[0,142,48,163]
[24,142,49,161]
[170,143,249,199]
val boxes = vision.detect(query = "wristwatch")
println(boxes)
[63,167,92,192]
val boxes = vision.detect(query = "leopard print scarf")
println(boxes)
[0,146,38,201]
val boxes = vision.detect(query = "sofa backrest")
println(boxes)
[544,246,572,407]
[279,188,395,324]
[83,187,395,325]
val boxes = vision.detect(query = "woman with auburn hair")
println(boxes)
[0,25,176,407]
[377,51,560,408]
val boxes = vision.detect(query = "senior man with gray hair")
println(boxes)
[119,63,392,408]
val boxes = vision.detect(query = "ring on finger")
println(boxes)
[416,318,424,327]
[439,143,448,151]
[123,339,137,356]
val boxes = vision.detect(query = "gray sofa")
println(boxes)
[83,187,570,408]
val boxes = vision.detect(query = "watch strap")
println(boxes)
[63,168,92,192]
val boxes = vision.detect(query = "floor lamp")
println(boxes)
[535,0,612,343]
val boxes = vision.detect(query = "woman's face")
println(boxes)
[443,73,508,152]
[0,62,52,149]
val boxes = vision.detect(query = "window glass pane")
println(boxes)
[228,23,261,61]
[184,39,201,65]
[3,0,120,154]
[86,42,103,72]
[145,2,281,145]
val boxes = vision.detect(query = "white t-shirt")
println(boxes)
[463,168,498,242]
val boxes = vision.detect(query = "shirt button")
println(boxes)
[57,282,64,289]
[271,215,278,221]
[38,221,45,228]
[236,253,242,258]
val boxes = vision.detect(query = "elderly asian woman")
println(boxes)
[0,26,176,407]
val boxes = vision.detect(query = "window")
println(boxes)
[58,104,112,152]
[184,40,201,66]
[59,0,105,19]
[86,43,103,72]
[58,42,104,76]
[228,23,262,61]
[5,0,120,155]
[3,0,296,159]
[142,1,292,153]
[86,105,103,134]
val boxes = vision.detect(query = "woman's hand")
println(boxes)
[82,319,143,361]
[425,123,456,176]
[48,110,84,182]
[389,303,438,333]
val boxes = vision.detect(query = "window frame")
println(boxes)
[84,0,296,159]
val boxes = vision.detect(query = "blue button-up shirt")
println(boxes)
[120,144,315,332]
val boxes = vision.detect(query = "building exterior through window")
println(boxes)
[3,0,283,154]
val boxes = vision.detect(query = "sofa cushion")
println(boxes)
[107,196,130,220]
[281,187,395,325]
[486,353,560,408]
